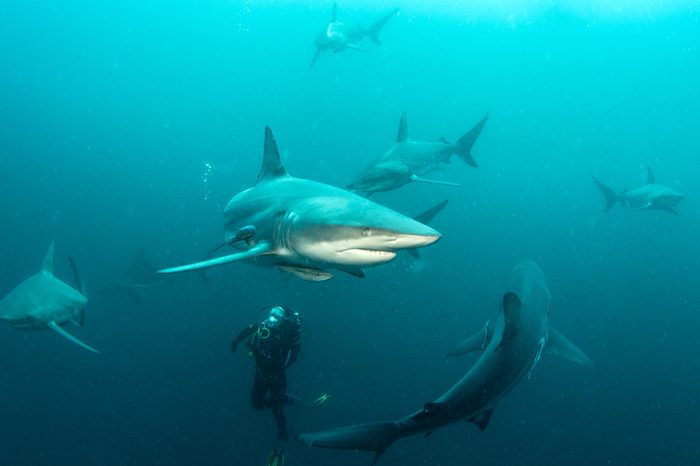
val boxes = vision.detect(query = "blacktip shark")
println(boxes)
[99,249,162,304]
[347,112,489,196]
[158,127,442,282]
[593,166,683,214]
[298,260,592,463]
[0,242,99,353]
[311,3,399,67]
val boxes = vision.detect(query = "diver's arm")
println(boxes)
[231,324,257,352]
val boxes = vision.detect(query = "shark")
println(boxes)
[298,260,592,463]
[311,3,399,67]
[158,127,442,281]
[99,249,162,304]
[347,112,489,196]
[593,166,683,214]
[0,242,99,353]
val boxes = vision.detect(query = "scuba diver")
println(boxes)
[231,305,328,466]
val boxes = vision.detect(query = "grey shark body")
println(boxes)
[298,260,592,462]
[593,167,683,214]
[159,127,441,281]
[0,242,99,353]
[99,249,162,304]
[311,4,399,67]
[348,112,489,196]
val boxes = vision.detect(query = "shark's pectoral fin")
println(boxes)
[337,266,365,278]
[409,174,461,187]
[158,242,272,274]
[48,321,99,353]
[546,327,594,367]
[448,320,491,356]
[467,408,495,431]
[663,206,679,215]
[345,43,368,52]
[310,48,322,67]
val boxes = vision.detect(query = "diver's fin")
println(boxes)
[456,112,489,168]
[367,8,399,45]
[257,127,287,184]
[48,321,99,353]
[409,174,461,187]
[68,256,85,295]
[646,166,655,184]
[276,265,334,282]
[287,393,331,408]
[501,292,522,341]
[298,421,402,464]
[265,443,285,466]
[467,408,495,431]
[592,175,618,212]
[396,112,408,143]
[448,320,491,356]
[41,241,55,274]
[545,327,594,367]
[158,242,271,274]
[310,48,321,67]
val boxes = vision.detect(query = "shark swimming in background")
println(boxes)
[310,3,399,67]
[158,127,442,282]
[99,249,162,304]
[298,260,592,463]
[347,112,489,196]
[593,166,683,214]
[0,242,99,353]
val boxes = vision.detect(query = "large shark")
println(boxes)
[311,3,399,67]
[298,260,592,463]
[347,112,489,196]
[158,127,442,281]
[0,242,99,353]
[99,249,162,304]
[593,166,683,214]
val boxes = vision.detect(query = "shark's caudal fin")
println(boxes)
[298,422,402,465]
[158,242,271,275]
[546,327,594,367]
[407,200,448,259]
[366,8,399,45]
[448,320,491,356]
[396,112,408,142]
[256,127,287,184]
[68,256,85,295]
[48,321,99,353]
[646,166,655,184]
[456,112,489,168]
[592,175,618,212]
[41,241,55,274]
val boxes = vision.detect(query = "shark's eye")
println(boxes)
[361,227,372,237]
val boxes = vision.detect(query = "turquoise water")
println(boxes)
[1,1,699,465]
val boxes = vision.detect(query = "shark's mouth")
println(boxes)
[336,248,397,265]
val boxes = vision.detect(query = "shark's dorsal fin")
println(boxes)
[467,408,494,431]
[397,112,408,143]
[502,292,522,340]
[256,127,287,184]
[545,327,594,367]
[646,166,655,184]
[41,241,55,274]
[331,2,337,22]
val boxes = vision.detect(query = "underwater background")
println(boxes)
[1,1,699,465]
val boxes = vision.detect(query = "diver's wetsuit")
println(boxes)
[232,312,301,441]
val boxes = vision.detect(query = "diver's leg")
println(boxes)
[251,371,269,411]
[269,371,289,440]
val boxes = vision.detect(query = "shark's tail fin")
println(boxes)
[298,421,402,464]
[366,8,399,45]
[592,175,618,212]
[456,112,489,168]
